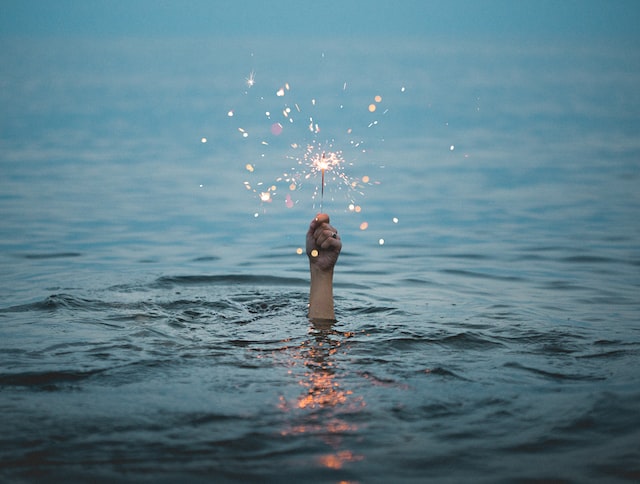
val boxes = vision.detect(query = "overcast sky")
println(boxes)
[1,0,639,43]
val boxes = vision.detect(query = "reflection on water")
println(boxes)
[279,320,364,473]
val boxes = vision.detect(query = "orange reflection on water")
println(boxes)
[280,321,365,473]
[317,450,363,470]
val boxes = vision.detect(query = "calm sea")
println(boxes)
[1,36,639,483]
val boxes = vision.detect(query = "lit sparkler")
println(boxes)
[312,151,342,212]
[227,63,390,217]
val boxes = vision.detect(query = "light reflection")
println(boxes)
[280,321,365,474]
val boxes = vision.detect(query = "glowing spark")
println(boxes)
[245,70,256,88]
[368,103,376,113]
[200,137,207,143]
[260,192,272,202]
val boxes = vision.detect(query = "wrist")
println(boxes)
[308,263,335,321]
[309,263,334,279]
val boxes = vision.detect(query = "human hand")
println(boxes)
[306,213,341,272]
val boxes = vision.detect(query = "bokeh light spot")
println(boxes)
[271,122,283,136]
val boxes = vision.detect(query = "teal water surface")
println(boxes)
[1,36,639,483]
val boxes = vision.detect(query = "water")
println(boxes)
[1,35,640,483]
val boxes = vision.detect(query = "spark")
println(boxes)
[245,70,256,88]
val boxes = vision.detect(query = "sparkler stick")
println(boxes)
[320,153,324,212]
[320,152,326,212]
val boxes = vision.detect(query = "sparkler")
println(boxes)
[226,64,391,218]
[310,150,342,213]
[320,152,327,212]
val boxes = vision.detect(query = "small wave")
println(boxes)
[152,274,308,288]
[560,255,619,264]
[503,362,605,382]
[0,294,106,313]
[18,252,82,260]
[420,366,470,381]
[440,269,524,282]
[0,369,103,390]
[437,332,504,350]
[191,255,221,262]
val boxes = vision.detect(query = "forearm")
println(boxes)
[308,265,335,321]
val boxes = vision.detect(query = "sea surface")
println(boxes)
[1,36,639,483]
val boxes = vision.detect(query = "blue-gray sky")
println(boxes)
[1,0,639,42]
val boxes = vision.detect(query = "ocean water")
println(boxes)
[1,36,639,483]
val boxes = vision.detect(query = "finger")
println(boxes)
[314,222,336,238]
[308,217,319,234]
[318,227,341,247]
[320,236,341,250]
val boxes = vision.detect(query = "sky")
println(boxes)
[1,0,639,43]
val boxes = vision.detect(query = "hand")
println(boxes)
[306,213,341,272]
